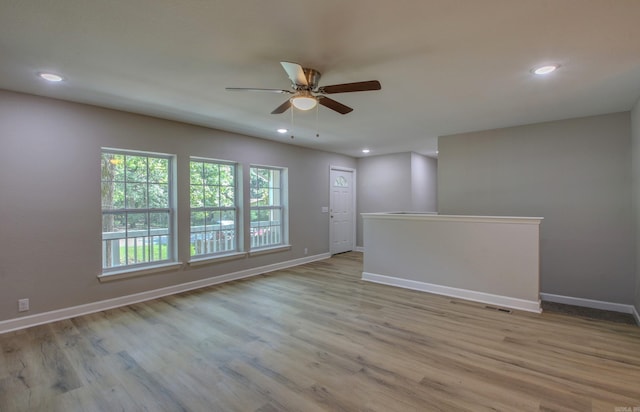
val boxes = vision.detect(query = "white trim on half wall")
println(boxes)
[363,271,542,313]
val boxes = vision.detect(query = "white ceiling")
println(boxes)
[1,0,640,158]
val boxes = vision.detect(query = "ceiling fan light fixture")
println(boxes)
[290,92,317,110]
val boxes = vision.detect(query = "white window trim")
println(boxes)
[98,262,183,282]
[249,165,288,250]
[101,148,177,274]
[188,251,248,266]
[189,158,240,258]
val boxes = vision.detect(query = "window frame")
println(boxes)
[189,157,240,259]
[249,165,288,251]
[100,148,176,275]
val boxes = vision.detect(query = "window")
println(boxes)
[101,149,174,271]
[250,166,287,249]
[190,159,238,257]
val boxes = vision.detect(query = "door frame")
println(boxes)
[329,165,357,255]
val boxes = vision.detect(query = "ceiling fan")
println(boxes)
[226,61,381,115]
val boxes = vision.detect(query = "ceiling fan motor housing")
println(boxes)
[301,68,321,90]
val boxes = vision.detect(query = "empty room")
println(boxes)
[1,1,640,411]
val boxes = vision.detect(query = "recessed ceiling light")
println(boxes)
[532,65,559,75]
[38,72,64,82]
[277,128,288,134]
[362,149,370,154]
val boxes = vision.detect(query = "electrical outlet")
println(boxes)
[18,298,29,312]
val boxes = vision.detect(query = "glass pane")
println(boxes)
[126,183,147,208]
[101,182,114,209]
[111,212,127,233]
[102,237,125,269]
[190,184,204,208]
[220,164,234,186]
[190,231,205,256]
[334,176,348,187]
[271,188,281,206]
[221,210,235,224]
[190,161,204,184]
[204,163,219,186]
[102,214,118,235]
[149,212,168,232]
[206,210,221,227]
[102,153,125,182]
[258,188,270,206]
[258,209,269,222]
[127,212,148,233]
[149,183,169,208]
[111,182,125,209]
[126,238,138,264]
[220,186,235,207]
[191,211,206,229]
[126,155,148,182]
[148,157,168,183]
[271,169,281,188]
[204,186,220,207]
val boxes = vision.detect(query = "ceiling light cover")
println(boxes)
[291,93,317,110]
[532,65,558,75]
[38,72,64,82]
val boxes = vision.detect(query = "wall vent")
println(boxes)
[485,305,512,314]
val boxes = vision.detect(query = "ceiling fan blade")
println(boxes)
[318,97,353,114]
[319,80,381,94]
[226,87,292,94]
[280,61,308,86]
[271,99,292,114]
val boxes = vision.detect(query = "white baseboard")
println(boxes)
[354,246,365,253]
[0,253,331,335]
[633,305,640,326]
[540,293,637,315]
[362,272,541,313]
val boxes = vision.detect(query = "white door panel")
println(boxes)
[330,168,355,255]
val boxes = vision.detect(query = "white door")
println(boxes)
[330,167,355,255]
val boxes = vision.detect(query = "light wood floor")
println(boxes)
[1,252,639,411]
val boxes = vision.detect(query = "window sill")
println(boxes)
[249,244,292,257]
[188,252,248,266]
[98,262,183,283]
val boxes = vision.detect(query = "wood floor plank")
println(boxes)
[1,251,639,411]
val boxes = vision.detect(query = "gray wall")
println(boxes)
[411,152,438,212]
[356,152,437,246]
[632,98,640,315]
[438,113,634,304]
[0,90,356,322]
